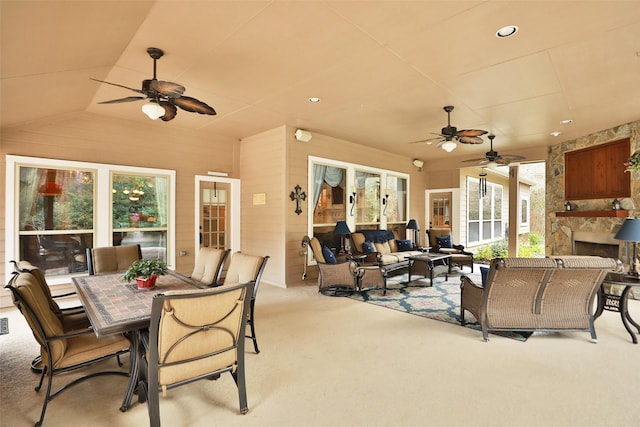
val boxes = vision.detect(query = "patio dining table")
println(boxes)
[72,270,205,411]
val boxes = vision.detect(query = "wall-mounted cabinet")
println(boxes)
[564,138,630,200]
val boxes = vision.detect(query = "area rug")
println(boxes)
[349,270,531,341]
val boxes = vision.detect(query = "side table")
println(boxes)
[595,272,640,344]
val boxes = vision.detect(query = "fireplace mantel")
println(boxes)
[555,209,629,218]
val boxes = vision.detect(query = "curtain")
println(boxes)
[313,165,344,209]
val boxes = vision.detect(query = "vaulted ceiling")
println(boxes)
[2,1,639,165]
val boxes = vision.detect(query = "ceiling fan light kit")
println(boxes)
[441,140,457,152]
[92,47,216,122]
[407,105,487,152]
[142,102,165,120]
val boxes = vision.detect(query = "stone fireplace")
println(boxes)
[572,231,620,259]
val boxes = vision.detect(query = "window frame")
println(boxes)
[466,176,504,245]
[5,155,176,283]
[307,156,409,235]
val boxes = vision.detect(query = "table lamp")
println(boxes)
[406,219,420,248]
[334,220,352,255]
[614,217,640,277]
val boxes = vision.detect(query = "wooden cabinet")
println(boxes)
[564,138,630,200]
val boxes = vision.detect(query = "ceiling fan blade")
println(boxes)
[458,136,484,144]
[98,96,146,104]
[150,80,185,98]
[457,129,488,138]
[462,157,488,163]
[158,101,177,121]
[171,96,216,115]
[90,78,144,94]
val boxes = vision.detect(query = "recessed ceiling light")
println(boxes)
[550,131,561,137]
[560,119,573,125]
[496,25,518,38]
[308,97,321,103]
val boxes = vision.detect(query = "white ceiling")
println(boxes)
[2,1,639,164]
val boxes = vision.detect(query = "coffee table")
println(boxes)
[405,253,452,285]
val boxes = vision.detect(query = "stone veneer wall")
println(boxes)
[546,120,640,258]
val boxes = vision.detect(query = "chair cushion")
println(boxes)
[191,248,224,285]
[362,241,376,254]
[480,266,489,286]
[436,235,452,248]
[396,239,413,252]
[374,241,391,254]
[322,246,337,264]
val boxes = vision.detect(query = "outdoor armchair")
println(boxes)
[190,247,230,286]
[5,270,130,427]
[218,251,269,353]
[137,283,254,427]
[86,244,142,275]
[427,228,474,272]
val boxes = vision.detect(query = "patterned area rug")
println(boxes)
[349,270,531,341]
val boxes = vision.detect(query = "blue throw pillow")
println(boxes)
[322,246,337,264]
[396,239,413,252]
[480,266,489,286]
[362,241,376,254]
[436,235,452,248]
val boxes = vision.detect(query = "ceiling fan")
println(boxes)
[408,105,487,152]
[463,134,526,166]
[91,47,216,122]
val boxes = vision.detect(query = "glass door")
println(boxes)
[200,183,228,249]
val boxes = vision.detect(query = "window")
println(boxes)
[467,177,503,245]
[521,196,530,226]
[6,155,175,280]
[354,170,381,226]
[308,156,408,251]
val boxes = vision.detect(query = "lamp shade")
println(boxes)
[406,219,420,230]
[614,218,640,241]
[38,181,63,196]
[334,220,351,235]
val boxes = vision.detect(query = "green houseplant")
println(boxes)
[122,258,168,289]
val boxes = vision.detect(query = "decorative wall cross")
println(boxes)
[289,185,306,215]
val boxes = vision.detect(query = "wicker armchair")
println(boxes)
[302,236,359,296]
[427,228,474,272]
[460,256,620,341]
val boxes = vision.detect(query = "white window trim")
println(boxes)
[467,176,504,245]
[307,156,410,235]
[5,155,176,283]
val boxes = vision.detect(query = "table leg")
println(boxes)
[620,287,638,344]
[407,259,414,284]
[120,329,141,411]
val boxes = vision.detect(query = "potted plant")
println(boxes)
[122,258,168,289]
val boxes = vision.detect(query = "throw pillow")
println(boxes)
[396,239,413,252]
[480,266,489,286]
[362,241,376,254]
[322,246,337,264]
[436,235,452,249]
